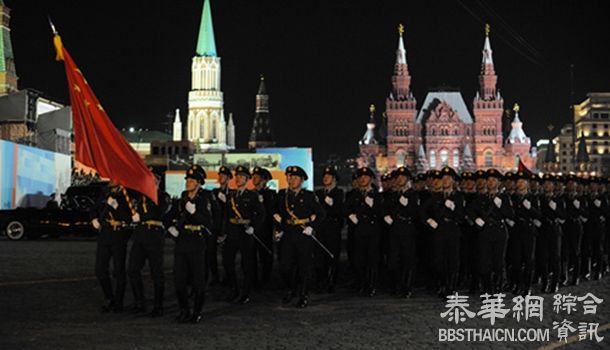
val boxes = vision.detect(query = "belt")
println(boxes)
[183,224,204,231]
[396,215,413,224]
[229,218,251,225]
[139,220,164,229]
[286,218,311,226]
[105,219,128,230]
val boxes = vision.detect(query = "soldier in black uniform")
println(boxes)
[314,166,344,293]
[345,172,360,278]
[251,166,276,288]
[345,167,384,297]
[459,171,478,293]
[561,174,587,286]
[127,175,170,317]
[219,166,265,304]
[210,165,232,286]
[466,169,514,293]
[384,167,419,298]
[166,165,216,323]
[91,180,134,313]
[421,167,464,296]
[275,166,325,308]
[583,176,608,280]
[503,171,516,196]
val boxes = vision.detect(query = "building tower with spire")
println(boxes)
[227,112,235,149]
[358,104,382,169]
[503,103,536,170]
[575,131,591,174]
[173,108,182,141]
[472,24,504,168]
[0,0,18,96]
[385,23,417,168]
[186,0,230,151]
[248,75,275,149]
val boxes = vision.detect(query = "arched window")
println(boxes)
[431,128,436,136]
[466,128,471,136]
[453,128,458,135]
[484,150,493,167]
[453,149,459,167]
[396,149,406,167]
[440,149,449,166]
[430,150,436,169]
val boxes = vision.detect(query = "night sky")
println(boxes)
[8,0,610,162]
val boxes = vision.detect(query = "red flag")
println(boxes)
[517,156,532,176]
[53,34,157,203]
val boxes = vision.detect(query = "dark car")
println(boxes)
[0,182,108,241]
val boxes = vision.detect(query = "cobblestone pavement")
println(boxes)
[0,238,608,349]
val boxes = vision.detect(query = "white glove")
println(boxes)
[245,226,254,235]
[601,216,606,223]
[444,199,455,211]
[533,219,542,228]
[218,192,226,203]
[549,200,557,211]
[131,213,140,223]
[579,215,588,223]
[426,218,438,229]
[168,226,179,237]
[348,214,359,225]
[274,231,284,242]
[324,196,334,206]
[185,201,196,214]
[217,235,226,244]
[555,218,565,225]
[302,226,313,236]
[384,215,394,225]
[505,218,515,227]
[475,218,485,227]
[273,213,282,223]
[91,218,101,230]
[107,197,118,210]
[365,196,374,207]
[399,196,408,207]
[594,199,601,207]
[572,199,579,209]
[493,197,502,208]
[523,199,531,210]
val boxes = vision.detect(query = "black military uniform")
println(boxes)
[583,176,608,280]
[537,174,567,293]
[209,166,232,285]
[466,169,515,293]
[507,171,542,295]
[220,166,265,304]
[384,167,420,297]
[167,165,216,323]
[314,167,344,293]
[345,167,385,296]
[345,172,359,277]
[276,166,325,308]
[127,186,170,317]
[561,174,587,286]
[251,167,277,287]
[420,167,464,296]
[459,171,478,293]
[92,183,134,313]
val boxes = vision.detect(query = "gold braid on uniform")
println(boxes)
[230,193,243,219]
[121,186,137,216]
[142,194,148,214]
[284,192,305,228]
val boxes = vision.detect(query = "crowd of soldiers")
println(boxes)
[90,163,610,323]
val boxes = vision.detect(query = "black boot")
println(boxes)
[282,289,296,304]
[403,270,413,298]
[150,285,164,318]
[327,268,336,294]
[296,281,309,309]
[175,289,191,323]
[101,299,114,313]
[99,278,114,312]
[368,269,378,297]
[189,291,205,323]
[130,280,146,314]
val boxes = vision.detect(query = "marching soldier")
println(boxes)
[219,166,266,304]
[459,171,478,293]
[503,171,516,196]
[345,172,360,278]
[537,174,567,293]
[507,171,542,295]
[420,167,464,296]
[210,165,233,286]
[275,166,325,308]
[127,175,171,317]
[561,174,587,286]
[91,179,135,313]
[384,167,420,298]
[251,166,277,288]
[583,176,608,280]
[466,169,514,294]
[345,167,384,297]
[166,165,216,323]
[314,166,344,293]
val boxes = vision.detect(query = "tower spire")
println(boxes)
[391,23,411,99]
[196,0,217,57]
[478,23,497,100]
[249,75,275,149]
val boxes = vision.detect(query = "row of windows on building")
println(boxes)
[426,149,493,168]
[590,112,610,119]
